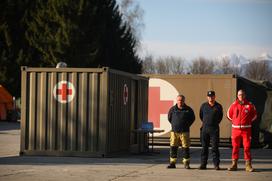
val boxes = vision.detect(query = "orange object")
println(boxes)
[0,85,13,120]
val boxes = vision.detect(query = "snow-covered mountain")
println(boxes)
[215,53,272,75]
[257,52,272,61]
[215,53,249,68]
[257,53,272,71]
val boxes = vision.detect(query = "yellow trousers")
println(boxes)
[169,131,191,164]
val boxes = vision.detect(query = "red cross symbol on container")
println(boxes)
[148,87,173,128]
[57,83,73,101]
[123,84,128,105]
[53,81,75,103]
[148,78,178,136]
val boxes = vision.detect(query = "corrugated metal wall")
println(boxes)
[21,67,148,157]
[108,72,131,152]
[136,79,149,151]
[107,70,148,153]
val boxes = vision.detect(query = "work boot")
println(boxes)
[214,165,220,170]
[184,161,190,169]
[245,160,254,172]
[167,163,176,169]
[228,159,238,171]
[198,164,207,170]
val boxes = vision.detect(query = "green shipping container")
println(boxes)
[20,67,148,157]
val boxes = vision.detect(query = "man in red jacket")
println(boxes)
[227,89,257,172]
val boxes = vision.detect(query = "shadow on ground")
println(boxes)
[0,121,20,132]
[0,147,271,166]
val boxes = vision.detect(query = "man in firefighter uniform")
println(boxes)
[199,91,223,170]
[167,95,195,169]
[227,89,257,172]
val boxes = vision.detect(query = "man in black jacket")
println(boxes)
[199,91,223,170]
[167,95,195,169]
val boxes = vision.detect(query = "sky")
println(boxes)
[137,0,272,60]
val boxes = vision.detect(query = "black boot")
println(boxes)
[214,165,220,170]
[167,163,176,169]
[198,164,207,170]
[184,161,190,169]
[168,146,178,169]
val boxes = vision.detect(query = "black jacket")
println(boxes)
[199,101,223,128]
[168,104,195,132]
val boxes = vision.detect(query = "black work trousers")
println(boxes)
[200,126,220,166]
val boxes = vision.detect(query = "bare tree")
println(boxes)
[142,55,156,74]
[216,57,242,75]
[217,57,232,73]
[189,57,214,74]
[244,60,272,81]
[142,55,187,74]
[164,56,185,74]
[118,0,144,47]
[156,58,170,74]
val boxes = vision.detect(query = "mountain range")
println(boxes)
[214,53,272,75]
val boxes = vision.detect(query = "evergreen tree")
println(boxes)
[0,0,30,97]
[65,0,142,72]
[93,0,142,73]
[0,0,142,97]
[24,0,71,66]
[64,0,102,67]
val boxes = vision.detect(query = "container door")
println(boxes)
[130,80,139,153]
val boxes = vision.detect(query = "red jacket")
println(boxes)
[227,99,257,129]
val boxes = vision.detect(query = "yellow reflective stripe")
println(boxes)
[182,158,190,164]
[170,157,177,164]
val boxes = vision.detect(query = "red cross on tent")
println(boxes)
[148,87,173,128]
[57,83,73,101]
